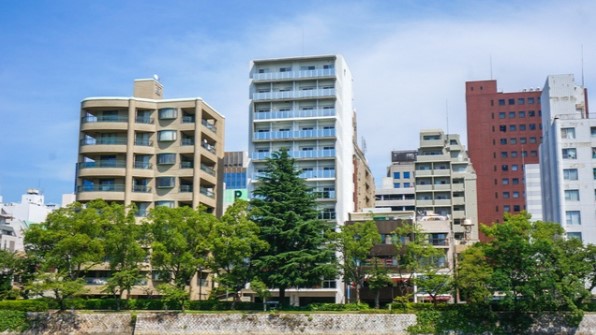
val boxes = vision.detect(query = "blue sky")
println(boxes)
[1,0,595,204]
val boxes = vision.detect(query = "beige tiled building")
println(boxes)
[75,78,225,217]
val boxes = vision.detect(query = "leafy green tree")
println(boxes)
[250,149,337,307]
[208,200,267,307]
[0,250,23,299]
[334,220,380,303]
[26,272,86,310]
[456,246,493,305]
[367,258,392,309]
[145,206,216,301]
[416,273,453,306]
[250,278,272,311]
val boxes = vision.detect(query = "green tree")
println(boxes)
[334,220,380,303]
[145,206,216,302]
[456,246,493,305]
[208,200,267,308]
[367,258,393,309]
[250,278,272,311]
[0,250,22,299]
[26,272,86,310]
[416,273,453,306]
[251,149,337,307]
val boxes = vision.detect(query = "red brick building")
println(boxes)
[465,80,542,239]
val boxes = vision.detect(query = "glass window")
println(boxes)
[504,205,511,212]
[528,98,535,104]
[511,165,519,171]
[498,99,505,106]
[565,190,580,201]
[502,178,509,185]
[519,125,527,131]
[499,112,506,119]
[393,183,400,188]
[155,201,175,208]
[512,178,520,185]
[404,182,411,188]
[158,130,177,142]
[529,124,536,130]
[520,137,527,144]
[511,151,518,158]
[564,169,578,180]
[501,165,508,171]
[529,137,537,143]
[499,125,507,132]
[562,148,577,159]
[517,98,525,105]
[519,111,526,117]
[157,153,176,165]
[567,232,582,241]
[156,177,175,188]
[158,108,177,120]
[565,211,581,225]
[594,168,596,180]
[561,127,576,139]
[529,110,536,117]
[393,172,400,179]
[508,99,515,105]
[591,127,596,138]
[593,148,596,159]
[500,138,507,145]
[403,171,411,178]
[513,205,521,212]
[501,152,508,158]
[509,111,516,118]
[509,125,517,131]
[503,192,510,199]
[510,138,517,144]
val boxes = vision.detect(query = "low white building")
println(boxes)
[0,189,58,252]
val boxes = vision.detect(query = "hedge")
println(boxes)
[0,310,29,332]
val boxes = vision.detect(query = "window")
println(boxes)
[519,111,526,117]
[509,125,517,131]
[529,124,536,130]
[511,165,519,171]
[393,183,400,188]
[509,111,516,118]
[565,211,581,225]
[567,232,582,241]
[530,150,538,157]
[403,171,411,178]
[404,182,411,187]
[519,125,527,131]
[513,205,521,212]
[158,130,177,142]
[158,108,177,120]
[501,152,508,158]
[561,127,576,139]
[594,168,596,180]
[593,147,596,159]
[529,137,537,143]
[510,138,517,144]
[565,190,580,201]
[501,165,508,171]
[564,169,578,180]
[500,138,507,145]
[519,137,527,144]
[591,127,596,138]
[511,151,518,158]
[517,98,525,105]
[512,178,519,185]
[499,125,507,132]
[562,148,577,159]
[155,201,175,208]
[503,192,510,199]
[156,177,175,188]
[502,178,509,185]
[528,98,535,104]
[508,99,515,105]
[513,191,520,198]
[504,205,511,212]
[393,172,400,179]
[157,153,176,165]
[498,99,505,106]
[499,112,506,119]
[279,67,291,72]
[529,110,536,117]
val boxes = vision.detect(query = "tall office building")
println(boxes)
[76,78,225,217]
[414,129,479,242]
[248,55,373,304]
[222,151,248,212]
[539,74,594,244]
[466,80,543,232]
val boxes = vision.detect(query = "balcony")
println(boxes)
[254,108,336,121]
[133,185,151,193]
[253,128,335,141]
[252,88,336,101]
[416,199,434,207]
[134,139,153,146]
[78,160,126,169]
[182,138,195,146]
[428,238,449,247]
[81,137,127,146]
[180,161,193,169]
[180,185,193,193]
[200,187,214,198]
[200,164,216,176]
[77,184,125,192]
[416,153,450,162]
[135,116,154,124]
[315,190,336,200]
[251,149,335,160]
[134,161,152,169]
[201,142,216,154]
[182,116,195,123]
[201,119,217,133]
[300,169,335,179]
[82,115,128,123]
[252,68,335,81]
[434,199,452,206]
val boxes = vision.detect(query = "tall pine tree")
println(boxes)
[251,149,337,306]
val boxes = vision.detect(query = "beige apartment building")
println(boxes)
[75,78,225,217]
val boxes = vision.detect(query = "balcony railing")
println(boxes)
[134,161,152,169]
[300,169,336,179]
[182,115,195,123]
[318,211,336,220]
[82,115,128,123]
[85,277,108,285]
[253,128,335,141]
[201,142,216,154]
[429,238,449,246]
[81,138,127,145]
[78,160,126,168]
[251,149,335,160]
[182,138,195,146]
[201,119,217,132]
[200,164,216,176]
[135,116,154,124]
[180,161,194,169]
[180,185,193,193]
[134,139,153,146]
[252,68,335,81]
[314,190,336,200]
[77,184,125,192]
[200,187,214,198]
[254,108,336,120]
[252,88,336,101]
[133,185,151,193]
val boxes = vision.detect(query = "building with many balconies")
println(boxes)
[75,78,225,217]
[247,55,373,305]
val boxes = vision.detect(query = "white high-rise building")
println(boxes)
[248,55,372,305]
[539,74,595,243]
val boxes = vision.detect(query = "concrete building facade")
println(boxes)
[375,150,416,212]
[247,55,373,304]
[466,80,543,231]
[222,151,248,212]
[414,129,479,243]
[75,78,225,217]
[539,74,594,244]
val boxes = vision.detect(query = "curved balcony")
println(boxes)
[253,128,335,141]
[252,68,335,82]
[77,161,126,177]
[79,138,127,154]
[81,116,129,131]
[254,108,335,121]
[76,185,125,202]
[252,88,336,101]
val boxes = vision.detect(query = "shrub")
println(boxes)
[0,310,28,331]
[307,303,370,311]
[0,299,49,312]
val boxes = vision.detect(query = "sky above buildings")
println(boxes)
[0,0,595,204]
